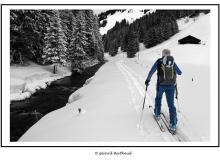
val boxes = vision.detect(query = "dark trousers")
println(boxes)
[154,84,177,125]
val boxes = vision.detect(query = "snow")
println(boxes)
[19,14,210,143]
[10,61,71,101]
[100,9,155,35]
[93,10,108,15]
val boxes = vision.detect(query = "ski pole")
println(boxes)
[175,84,178,99]
[175,84,180,113]
[139,86,147,127]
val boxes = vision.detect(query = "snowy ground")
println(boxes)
[19,14,210,142]
[10,62,71,101]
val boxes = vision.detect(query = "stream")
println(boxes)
[10,62,104,141]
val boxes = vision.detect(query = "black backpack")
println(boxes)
[157,56,176,85]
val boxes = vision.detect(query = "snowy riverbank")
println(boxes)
[10,62,104,141]
[10,62,71,101]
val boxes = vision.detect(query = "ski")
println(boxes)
[154,115,166,132]
[161,113,182,142]
[149,105,166,132]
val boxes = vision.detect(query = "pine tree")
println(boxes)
[68,10,89,73]
[10,10,24,64]
[120,22,129,52]
[154,26,164,44]
[163,22,173,40]
[121,33,128,52]
[10,10,51,64]
[92,14,104,62]
[143,30,150,48]
[143,28,155,48]
[102,34,108,52]
[126,29,139,58]
[59,10,76,53]
[66,11,77,62]
[138,25,145,43]
[42,10,67,68]
[171,20,179,35]
[109,39,118,56]
[152,27,159,44]
[158,25,166,42]
[85,10,95,57]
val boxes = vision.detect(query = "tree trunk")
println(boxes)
[53,63,57,74]
[19,52,23,64]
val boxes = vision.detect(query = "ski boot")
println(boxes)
[169,124,176,135]
[154,114,161,121]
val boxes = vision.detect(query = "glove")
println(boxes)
[145,80,150,87]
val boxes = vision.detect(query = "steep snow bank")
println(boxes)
[19,58,147,141]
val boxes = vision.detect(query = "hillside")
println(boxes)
[99,9,154,35]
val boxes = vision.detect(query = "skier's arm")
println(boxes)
[146,61,158,81]
[174,63,182,75]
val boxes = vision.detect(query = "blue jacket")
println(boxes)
[146,58,182,83]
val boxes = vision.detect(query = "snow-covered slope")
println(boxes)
[19,14,210,143]
[99,9,155,35]
[128,13,210,141]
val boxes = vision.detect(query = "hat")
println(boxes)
[162,49,171,56]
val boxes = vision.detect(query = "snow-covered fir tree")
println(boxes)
[42,10,67,68]
[85,10,95,57]
[68,10,89,73]
[109,39,118,56]
[171,20,179,34]
[92,14,104,62]
[126,29,139,58]
[65,11,77,61]
[84,10,104,62]
[59,10,74,50]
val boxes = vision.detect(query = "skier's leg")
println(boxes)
[165,85,177,126]
[154,85,164,117]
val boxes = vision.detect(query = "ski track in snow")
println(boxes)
[127,55,203,141]
[116,60,178,142]
[116,58,203,142]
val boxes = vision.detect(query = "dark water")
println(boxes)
[10,62,104,141]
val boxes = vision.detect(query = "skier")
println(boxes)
[145,49,182,132]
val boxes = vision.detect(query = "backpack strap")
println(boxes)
[161,63,166,80]
[171,66,174,79]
